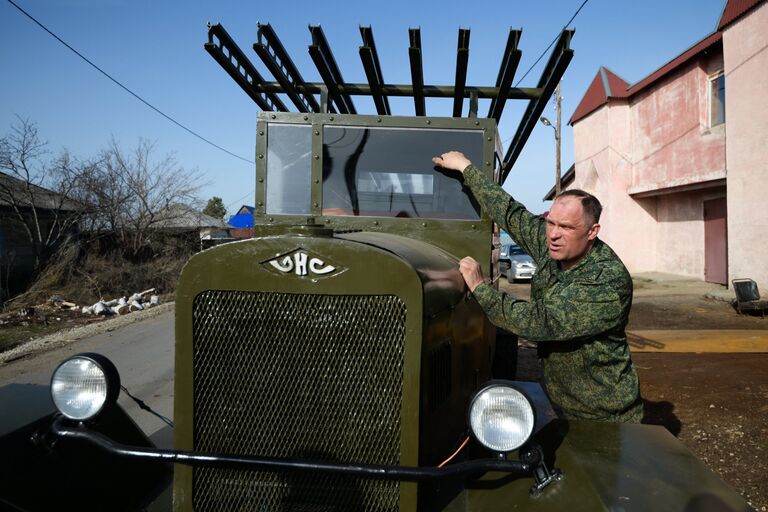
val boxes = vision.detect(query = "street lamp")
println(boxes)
[540,82,562,196]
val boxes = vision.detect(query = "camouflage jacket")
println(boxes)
[464,165,643,422]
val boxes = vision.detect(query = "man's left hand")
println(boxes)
[459,256,486,292]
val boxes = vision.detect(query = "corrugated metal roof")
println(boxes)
[718,0,763,29]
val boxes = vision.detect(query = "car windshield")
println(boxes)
[503,245,526,256]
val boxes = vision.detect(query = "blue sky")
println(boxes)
[1,0,726,216]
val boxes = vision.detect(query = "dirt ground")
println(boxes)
[505,277,768,511]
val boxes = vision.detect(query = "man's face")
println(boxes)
[546,196,600,270]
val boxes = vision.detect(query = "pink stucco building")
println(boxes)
[569,0,767,290]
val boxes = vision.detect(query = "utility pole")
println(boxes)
[555,82,562,196]
[540,82,562,196]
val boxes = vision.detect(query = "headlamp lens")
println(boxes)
[469,384,534,452]
[51,357,111,420]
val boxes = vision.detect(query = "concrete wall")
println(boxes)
[723,3,768,291]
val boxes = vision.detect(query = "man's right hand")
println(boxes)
[432,151,472,173]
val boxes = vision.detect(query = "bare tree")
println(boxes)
[0,117,95,272]
[90,138,203,257]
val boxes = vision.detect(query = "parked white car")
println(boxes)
[500,244,537,282]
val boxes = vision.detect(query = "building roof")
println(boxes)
[154,203,229,230]
[542,164,576,201]
[717,0,764,30]
[0,171,82,211]
[228,211,254,229]
[567,0,763,125]
[235,204,255,215]
[569,68,630,125]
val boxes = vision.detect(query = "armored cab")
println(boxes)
[173,112,502,510]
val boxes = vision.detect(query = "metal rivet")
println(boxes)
[313,178,319,184]
[422,222,427,227]
[487,137,492,141]
[257,201,263,206]
[475,121,480,126]
[329,116,335,121]
[258,154,264,159]
[313,202,319,208]
[258,177,264,182]
[471,225,476,230]
[259,130,264,136]
[325,218,331,223]
[485,161,491,166]
[315,130,320,136]
[377,118,382,123]
[271,114,276,119]
[303,115,309,120]
[373,221,379,226]
[314,154,319,160]
[426,120,431,125]
[269,217,274,222]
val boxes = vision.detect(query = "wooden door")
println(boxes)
[704,197,727,285]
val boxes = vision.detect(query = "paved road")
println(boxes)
[0,311,175,444]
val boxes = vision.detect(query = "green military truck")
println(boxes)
[0,22,751,512]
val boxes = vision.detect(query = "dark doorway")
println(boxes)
[704,197,727,285]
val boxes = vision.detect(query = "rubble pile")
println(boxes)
[33,289,160,318]
[71,288,161,316]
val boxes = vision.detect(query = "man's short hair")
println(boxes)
[555,189,602,225]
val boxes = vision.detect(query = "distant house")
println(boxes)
[227,205,254,239]
[153,203,232,249]
[568,0,767,289]
[0,171,81,301]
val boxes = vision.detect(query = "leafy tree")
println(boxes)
[203,196,226,221]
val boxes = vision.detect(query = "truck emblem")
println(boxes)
[266,250,337,277]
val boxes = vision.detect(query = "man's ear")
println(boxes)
[587,223,600,241]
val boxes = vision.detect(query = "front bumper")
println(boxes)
[50,415,542,482]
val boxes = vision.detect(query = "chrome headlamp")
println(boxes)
[468,381,535,453]
[50,353,120,421]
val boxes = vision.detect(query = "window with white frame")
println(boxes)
[709,71,725,127]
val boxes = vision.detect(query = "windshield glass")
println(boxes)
[322,126,483,219]
[266,124,312,215]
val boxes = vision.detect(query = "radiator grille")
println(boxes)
[191,290,407,511]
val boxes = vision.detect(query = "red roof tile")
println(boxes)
[625,32,722,96]
[718,0,764,30]
[571,32,722,125]
[569,67,629,124]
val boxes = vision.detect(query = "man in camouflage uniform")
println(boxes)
[433,151,643,423]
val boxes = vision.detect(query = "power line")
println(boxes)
[513,0,590,88]
[226,190,255,210]
[6,0,254,165]
[501,0,590,147]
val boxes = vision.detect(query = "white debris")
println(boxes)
[129,300,144,312]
